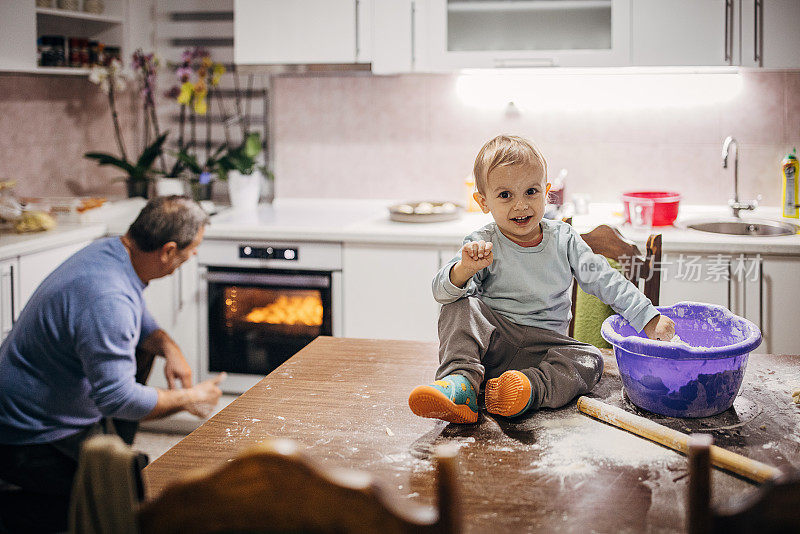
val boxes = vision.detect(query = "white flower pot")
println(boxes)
[227,170,261,211]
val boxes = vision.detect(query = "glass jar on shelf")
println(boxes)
[41,36,66,67]
[68,38,81,68]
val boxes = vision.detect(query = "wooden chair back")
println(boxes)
[562,219,662,337]
[687,434,800,534]
[138,438,461,534]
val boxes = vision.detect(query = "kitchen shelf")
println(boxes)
[33,66,90,75]
[36,7,122,24]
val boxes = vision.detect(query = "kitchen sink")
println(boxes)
[685,219,799,237]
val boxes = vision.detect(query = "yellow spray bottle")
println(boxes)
[782,148,799,218]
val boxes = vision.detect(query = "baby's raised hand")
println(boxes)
[643,314,676,341]
[448,240,494,288]
[461,240,493,273]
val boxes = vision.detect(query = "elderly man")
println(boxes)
[0,196,224,532]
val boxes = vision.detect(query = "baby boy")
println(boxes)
[409,135,675,423]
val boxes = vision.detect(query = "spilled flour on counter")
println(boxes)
[523,413,678,480]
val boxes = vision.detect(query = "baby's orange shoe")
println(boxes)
[485,370,533,417]
[408,374,478,424]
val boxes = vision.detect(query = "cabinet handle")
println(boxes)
[354,0,360,60]
[724,0,733,64]
[758,256,764,334]
[178,265,184,312]
[1,265,14,336]
[754,0,763,66]
[740,260,747,320]
[9,264,14,326]
[727,262,732,311]
[494,58,556,68]
[411,1,416,68]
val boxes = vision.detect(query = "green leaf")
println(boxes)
[212,143,227,158]
[84,152,136,175]
[175,151,203,174]
[135,133,169,171]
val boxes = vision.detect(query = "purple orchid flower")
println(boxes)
[176,66,192,82]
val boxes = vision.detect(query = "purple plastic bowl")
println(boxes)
[600,302,762,418]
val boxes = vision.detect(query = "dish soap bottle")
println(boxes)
[782,148,798,218]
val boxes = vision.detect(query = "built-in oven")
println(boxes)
[198,240,342,393]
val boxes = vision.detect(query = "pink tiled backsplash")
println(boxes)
[2,70,798,206]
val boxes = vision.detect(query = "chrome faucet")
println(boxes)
[722,136,757,218]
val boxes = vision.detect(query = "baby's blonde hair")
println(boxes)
[472,135,547,194]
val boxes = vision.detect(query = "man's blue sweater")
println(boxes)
[0,237,159,444]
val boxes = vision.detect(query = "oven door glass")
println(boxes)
[206,268,332,376]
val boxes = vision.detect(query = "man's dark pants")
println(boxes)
[0,349,155,533]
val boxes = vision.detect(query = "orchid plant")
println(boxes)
[165,47,226,183]
[84,50,169,195]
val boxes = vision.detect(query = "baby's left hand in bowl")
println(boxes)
[643,314,676,341]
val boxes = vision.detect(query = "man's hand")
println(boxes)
[186,373,226,418]
[140,329,193,388]
[163,345,193,389]
[643,314,676,341]
[450,240,493,287]
[145,372,226,421]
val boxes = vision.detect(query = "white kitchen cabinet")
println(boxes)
[739,0,800,68]
[370,0,415,74]
[343,243,460,342]
[142,256,200,389]
[0,1,36,71]
[415,0,632,71]
[659,252,733,309]
[0,0,151,74]
[631,0,732,66]
[740,255,800,355]
[631,0,800,68]
[18,239,92,310]
[234,0,371,66]
[660,252,800,355]
[0,258,20,342]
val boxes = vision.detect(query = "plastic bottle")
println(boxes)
[464,175,482,212]
[782,148,798,218]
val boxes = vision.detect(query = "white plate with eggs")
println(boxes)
[388,201,462,223]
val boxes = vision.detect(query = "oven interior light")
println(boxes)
[245,294,323,326]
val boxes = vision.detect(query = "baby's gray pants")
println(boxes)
[436,296,604,411]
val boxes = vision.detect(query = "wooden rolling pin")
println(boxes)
[577,396,782,484]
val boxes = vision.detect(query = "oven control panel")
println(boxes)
[239,245,298,261]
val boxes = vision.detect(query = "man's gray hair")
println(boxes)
[127,195,209,252]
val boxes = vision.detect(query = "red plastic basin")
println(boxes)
[622,191,681,227]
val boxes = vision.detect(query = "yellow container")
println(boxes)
[782,149,798,218]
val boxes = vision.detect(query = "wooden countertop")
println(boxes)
[143,337,800,533]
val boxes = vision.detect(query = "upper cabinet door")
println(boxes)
[631,0,733,66]
[0,1,37,71]
[740,0,800,68]
[415,0,632,71]
[234,0,364,65]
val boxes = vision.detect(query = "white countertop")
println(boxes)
[204,199,800,255]
[4,198,800,258]
[0,223,106,260]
